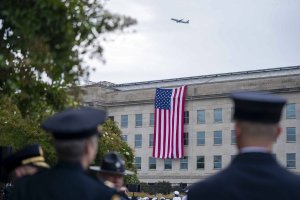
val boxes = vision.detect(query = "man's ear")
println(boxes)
[274,126,282,141]
[235,122,241,137]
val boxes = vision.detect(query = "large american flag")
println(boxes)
[152,86,187,159]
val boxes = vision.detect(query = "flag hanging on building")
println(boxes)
[152,85,187,159]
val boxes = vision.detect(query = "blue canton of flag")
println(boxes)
[155,88,173,109]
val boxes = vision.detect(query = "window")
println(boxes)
[286,153,296,168]
[231,130,236,144]
[108,116,114,121]
[149,113,154,126]
[164,159,172,170]
[197,131,205,145]
[287,127,296,142]
[184,111,189,124]
[180,156,188,169]
[197,156,205,169]
[214,131,222,145]
[135,134,142,148]
[214,155,222,169]
[135,157,141,170]
[286,103,296,119]
[121,135,128,142]
[184,132,189,146]
[135,114,143,127]
[197,110,205,124]
[149,157,156,170]
[149,134,154,147]
[121,115,128,128]
[214,108,223,123]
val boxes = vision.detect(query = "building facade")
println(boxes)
[81,66,300,185]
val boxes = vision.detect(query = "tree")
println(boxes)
[0,0,137,119]
[0,97,56,165]
[0,0,137,175]
[96,119,139,184]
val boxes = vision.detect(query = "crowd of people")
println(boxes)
[1,91,300,200]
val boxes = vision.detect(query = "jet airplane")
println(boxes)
[171,18,189,24]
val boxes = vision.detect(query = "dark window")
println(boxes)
[184,132,189,146]
[121,135,127,142]
[180,156,188,169]
[197,156,205,169]
[164,159,172,170]
[108,116,114,121]
[149,157,156,169]
[135,157,141,169]
[184,111,189,124]
[287,153,296,168]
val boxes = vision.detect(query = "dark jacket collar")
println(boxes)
[55,160,84,171]
[232,152,277,166]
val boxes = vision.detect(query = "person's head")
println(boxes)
[231,91,286,151]
[42,107,106,169]
[2,144,49,181]
[174,191,179,197]
[90,151,134,191]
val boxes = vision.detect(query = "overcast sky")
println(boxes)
[86,0,300,84]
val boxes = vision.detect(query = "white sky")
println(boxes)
[87,0,300,84]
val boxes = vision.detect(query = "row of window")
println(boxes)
[123,127,297,148]
[117,104,297,128]
[134,153,297,170]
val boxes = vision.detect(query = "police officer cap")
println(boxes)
[231,91,286,124]
[42,107,106,140]
[1,144,49,171]
[90,152,134,175]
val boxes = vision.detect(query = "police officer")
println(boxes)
[2,144,49,182]
[90,152,134,200]
[188,91,300,200]
[1,144,49,199]
[11,107,120,200]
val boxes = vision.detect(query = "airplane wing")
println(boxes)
[171,18,179,22]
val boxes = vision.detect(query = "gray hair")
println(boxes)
[238,121,278,139]
[54,139,86,162]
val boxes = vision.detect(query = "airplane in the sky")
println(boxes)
[171,18,189,24]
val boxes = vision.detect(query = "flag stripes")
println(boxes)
[153,86,187,159]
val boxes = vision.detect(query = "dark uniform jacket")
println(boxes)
[188,153,300,200]
[10,161,118,200]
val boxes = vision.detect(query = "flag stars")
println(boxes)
[155,88,172,109]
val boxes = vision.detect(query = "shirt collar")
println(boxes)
[240,146,269,154]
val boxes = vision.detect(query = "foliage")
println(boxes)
[0,97,57,165]
[95,119,139,184]
[140,181,172,195]
[0,0,137,119]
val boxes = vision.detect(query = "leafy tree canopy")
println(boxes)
[0,0,138,183]
[0,0,136,119]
